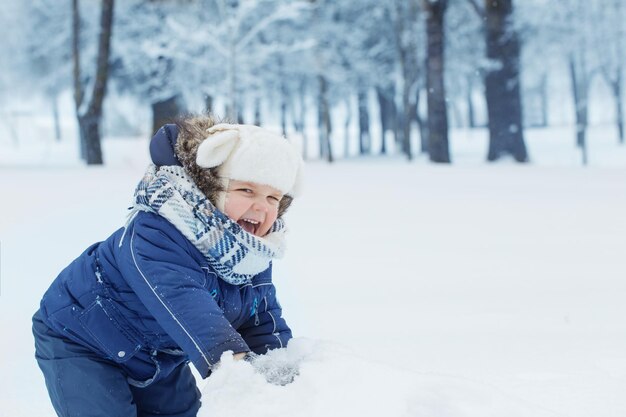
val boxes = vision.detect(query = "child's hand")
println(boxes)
[244,352,299,386]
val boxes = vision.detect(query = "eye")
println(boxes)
[236,188,253,194]
[268,195,282,205]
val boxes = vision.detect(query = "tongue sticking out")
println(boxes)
[237,219,257,235]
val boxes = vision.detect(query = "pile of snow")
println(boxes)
[199,338,557,417]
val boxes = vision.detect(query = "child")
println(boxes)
[32,116,303,417]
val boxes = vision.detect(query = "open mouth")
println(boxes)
[237,218,260,235]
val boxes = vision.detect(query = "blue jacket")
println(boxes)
[38,211,292,386]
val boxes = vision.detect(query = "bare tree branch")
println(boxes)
[237,2,307,52]
[167,18,229,57]
[466,0,484,18]
[72,0,83,111]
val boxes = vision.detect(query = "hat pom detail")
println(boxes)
[196,129,240,168]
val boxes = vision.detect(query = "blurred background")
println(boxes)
[1,0,625,167]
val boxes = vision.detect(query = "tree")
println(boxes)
[591,0,625,145]
[467,0,528,162]
[365,5,400,155]
[331,0,378,156]
[73,0,115,165]
[112,0,190,135]
[423,0,450,163]
[390,0,424,160]
[249,13,316,133]
[552,0,596,165]
[167,0,309,122]
[308,0,347,163]
[22,0,74,142]
[0,1,25,147]
[516,0,601,164]
[304,0,397,160]
[445,0,485,130]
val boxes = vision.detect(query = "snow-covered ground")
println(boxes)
[1,125,625,416]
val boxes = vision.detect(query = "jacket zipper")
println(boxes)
[252,297,260,326]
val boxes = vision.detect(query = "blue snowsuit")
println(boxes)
[33,210,292,417]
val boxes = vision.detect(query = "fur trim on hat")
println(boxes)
[174,115,294,218]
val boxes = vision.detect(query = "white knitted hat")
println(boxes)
[195,123,303,197]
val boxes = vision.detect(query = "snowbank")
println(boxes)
[199,338,557,417]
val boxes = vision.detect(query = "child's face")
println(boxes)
[223,180,283,237]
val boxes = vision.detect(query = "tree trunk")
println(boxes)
[568,55,588,166]
[424,0,450,163]
[151,95,183,135]
[376,85,399,155]
[73,0,114,165]
[607,0,624,144]
[376,87,389,155]
[357,89,371,155]
[292,78,307,159]
[401,82,414,160]
[414,87,429,153]
[254,97,261,126]
[237,106,244,124]
[450,101,463,128]
[72,0,85,159]
[78,112,103,165]
[466,75,477,128]
[611,76,624,144]
[395,110,405,150]
[51,93,61,141]
[280,88,287,136]
[392,0,419,161]
[204,94,214,114]
[227,39,238,121]
[317,88,325,158]
[484,0,528,162]
[277,57,287,135]
[539,73,548,128]
[399,79,417,160]
[318,75,333,162]
[344,97,351,158]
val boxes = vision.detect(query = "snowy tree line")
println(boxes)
[1,0,624,165]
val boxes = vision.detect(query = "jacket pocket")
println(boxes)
[78,296,142,363]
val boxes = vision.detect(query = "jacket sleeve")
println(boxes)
[120,213,249,378]
[237,282,292,354]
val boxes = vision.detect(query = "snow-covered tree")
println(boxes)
[0,1,31,146]
[445,0,485,129]
[389,0,425,160]
[21,0,75,142]
[423,0,450,163]
[589,0,625,144]
[166,0,310,121]
[548,0,597,164]
[466,0,529,163]
[112,0,193,134]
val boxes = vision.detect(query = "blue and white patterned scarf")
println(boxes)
[124,165,286,285]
